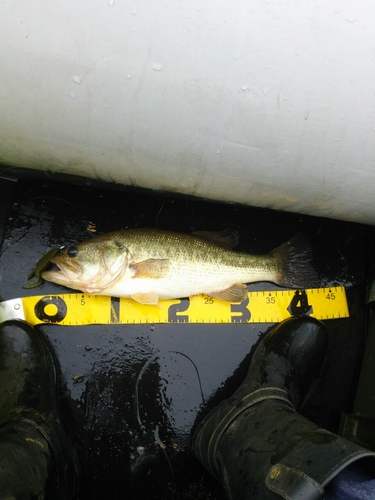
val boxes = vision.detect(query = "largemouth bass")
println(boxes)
[41,228,316,304]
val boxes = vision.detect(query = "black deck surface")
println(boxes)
[0,175,372,499]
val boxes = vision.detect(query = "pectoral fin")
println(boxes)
[209,283,248,303]
[130,259,170,279]
[131,292,159,305]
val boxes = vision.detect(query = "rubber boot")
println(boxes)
[192,316,375,500]
[0,320,80,499]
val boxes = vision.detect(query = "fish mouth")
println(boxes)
[41,258,83,284]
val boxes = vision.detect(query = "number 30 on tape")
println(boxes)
[0,286,349,326]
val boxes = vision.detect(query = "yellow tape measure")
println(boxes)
[0,287,349,326]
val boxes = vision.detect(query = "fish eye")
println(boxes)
[67,246,79,258]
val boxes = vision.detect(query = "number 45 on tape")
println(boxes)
[0,287,349,326]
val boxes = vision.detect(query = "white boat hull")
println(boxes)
[1,1,374,223]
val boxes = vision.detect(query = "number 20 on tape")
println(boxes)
[18,286,349,326]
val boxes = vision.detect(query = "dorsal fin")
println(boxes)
[193,229,239,249]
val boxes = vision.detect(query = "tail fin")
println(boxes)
[271,233,318,289]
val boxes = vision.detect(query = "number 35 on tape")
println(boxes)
[0,286,349,326]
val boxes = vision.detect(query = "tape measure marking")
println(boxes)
[3,286,350,326]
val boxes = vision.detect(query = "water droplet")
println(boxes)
[263,86,270,95]
[70,91,76,99]
[152,63,163,71]
[216,150,220,154]
[127,74,132,79]
[288,106,292,112]
[131,6,137,15]
[241,85,248,91]
[72,75,82,84]
[283,96,288,101]
[108,0,114,5]
[346,15,357,23]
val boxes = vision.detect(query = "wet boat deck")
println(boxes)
[0,175,372,499]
